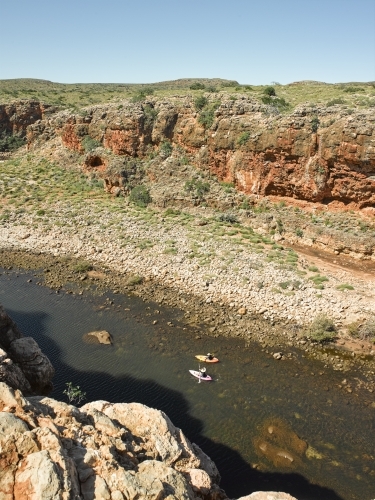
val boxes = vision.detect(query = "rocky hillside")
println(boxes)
[23,95,375,210]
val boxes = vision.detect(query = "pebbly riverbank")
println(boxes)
[0,200,374,392]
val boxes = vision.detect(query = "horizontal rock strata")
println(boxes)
[25,96,375,209]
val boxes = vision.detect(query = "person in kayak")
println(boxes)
[205,353,214,360]
[199,367,208,377]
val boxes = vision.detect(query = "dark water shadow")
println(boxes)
[7,307,344,500]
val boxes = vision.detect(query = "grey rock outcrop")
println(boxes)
[0,305,54,394]
[0,382,227,500]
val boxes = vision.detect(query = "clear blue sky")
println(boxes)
[1,0,374,84]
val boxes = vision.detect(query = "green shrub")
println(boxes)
[221,81,238,87]
[63,382,86,404]
[190,82,206,90]
[327,98,345,106]
[262,95,273,105]
[347,321,361,336]
[198,107,214,128]
[74,261,93,273]
[159,140,173,157]
[143,104,158,127]
[221,181,235,193]
[0,133,25,152]
[275,220,284,233]
[164,207,181,216]
[36,209,46,216]
[185,178,210,200]
[309,274,329,288]
[295,228,303,238]
[138,240,154,250]
[311,116,320,133]
[82,135,101,152]
[194,95,208,111]
[305,314,337,343]
[127,274,143,286]
[343,86,364,93]
[131,93,144,103]
[264,86,276,96]
[237,131,250,147]
[206,85,217,93]
[129,185,152,207]
[240,198,251,210]
[336,283,354,291]
[217,213,238,224]
[308,266,319,272]
[198,102,219,129]
[261,95,289,110]
[131,87,154,103]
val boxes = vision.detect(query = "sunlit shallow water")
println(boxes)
[0,269,374,500]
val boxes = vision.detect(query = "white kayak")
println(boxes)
[189,370,212,381]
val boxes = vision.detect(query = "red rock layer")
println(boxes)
[26,98,375,209]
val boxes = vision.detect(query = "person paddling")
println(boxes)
[205,353,214,361]
[199,367,208,378]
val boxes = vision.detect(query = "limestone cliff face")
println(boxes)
[26,97,375,209]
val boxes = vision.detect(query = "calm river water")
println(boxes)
[0,269,374,500]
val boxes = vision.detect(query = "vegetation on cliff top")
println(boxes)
[1,78,374,111]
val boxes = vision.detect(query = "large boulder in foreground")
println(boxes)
[0,382,227,500]
[0,305,54,395]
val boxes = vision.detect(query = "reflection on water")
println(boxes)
[0,270,374,500]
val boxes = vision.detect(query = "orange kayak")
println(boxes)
[195,355,219,363]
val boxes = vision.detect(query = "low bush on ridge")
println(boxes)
[129,185,152,207]
[305,314,337,343]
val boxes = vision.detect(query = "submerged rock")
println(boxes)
[85,330,112,344]
[253,417,307,470]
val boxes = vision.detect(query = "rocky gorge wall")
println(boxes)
[0,100,57,138]
[0,304,297,500]
[25,96,375,210]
